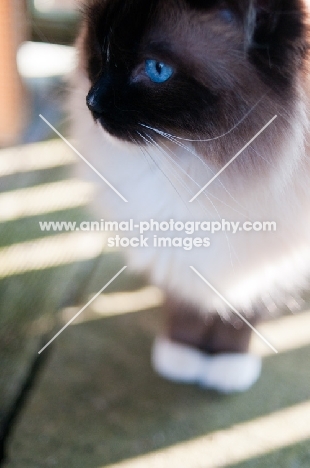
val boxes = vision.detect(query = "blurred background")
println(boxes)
[0,0,78,147]
[0,0,156,464]
[1,1,310,467]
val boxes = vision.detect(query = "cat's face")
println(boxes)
[82,0,307,159]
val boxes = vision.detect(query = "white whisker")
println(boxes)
[130,135,155,172]
[161,133,249,217]
[143,133,239,269]
[144,133,204,206]
[139,93,267,142]
[155,137,249,220]
[137,131,191,211]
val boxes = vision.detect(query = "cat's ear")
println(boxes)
[248,0,305,47]
[253,0,280,31]
[248,0,280,39]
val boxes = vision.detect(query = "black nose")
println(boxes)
[86,74,113,116]
[86,86,105,115]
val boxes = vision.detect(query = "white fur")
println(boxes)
[70,71,310,319]
[152,336,262,393]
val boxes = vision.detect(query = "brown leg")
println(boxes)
[153,298,262,392]
[166,298,257,354]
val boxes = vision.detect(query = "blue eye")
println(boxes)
[145,59,173,83]
[219,9,234,23]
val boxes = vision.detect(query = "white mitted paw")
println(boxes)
[198,352,262,393]
[151,336,206,382]
[151,336,261,393]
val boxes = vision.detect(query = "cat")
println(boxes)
[70,0,310,392]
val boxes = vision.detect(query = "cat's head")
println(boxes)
[81,0,308,160]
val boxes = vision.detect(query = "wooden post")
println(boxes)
[0,0,27,146]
